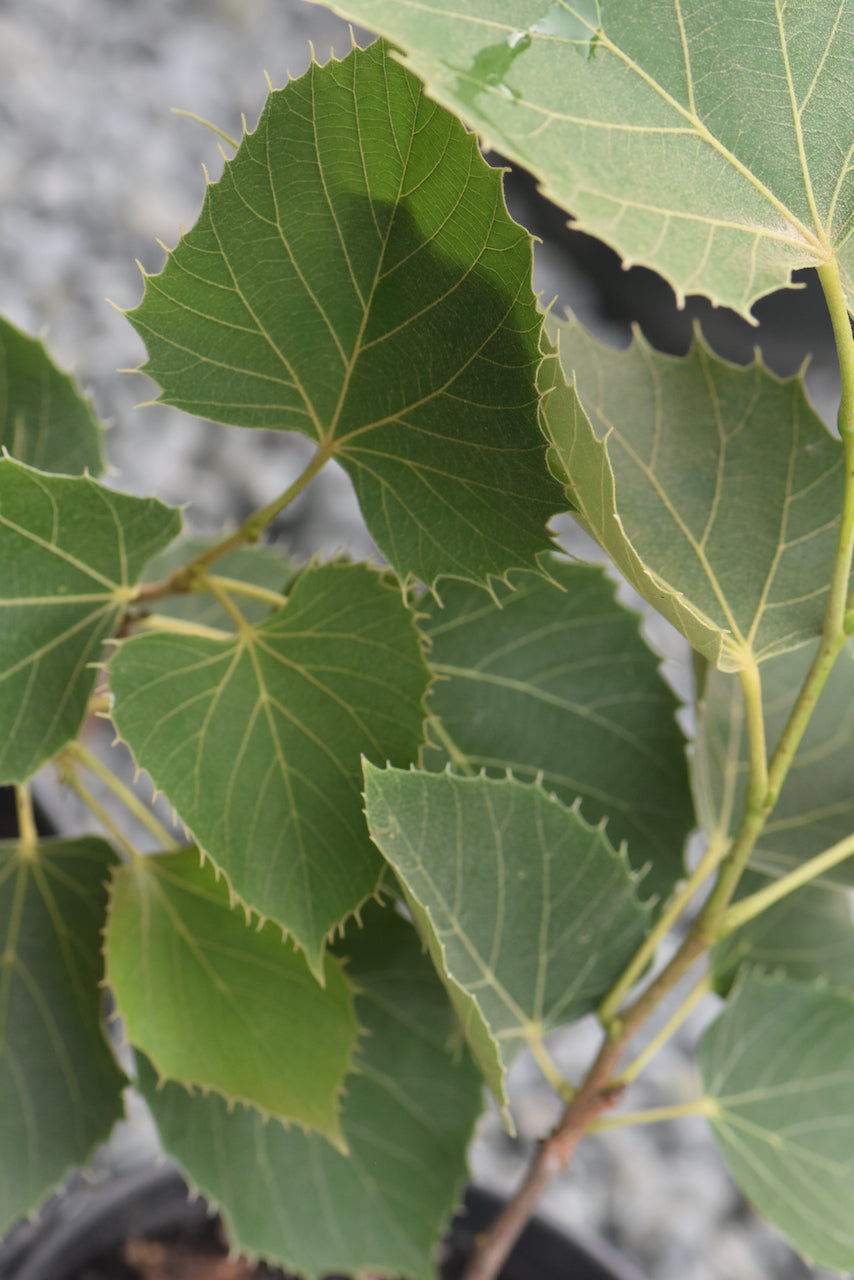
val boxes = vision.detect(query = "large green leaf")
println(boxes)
[310,1,854,318]
[0,458,181,783]
[694,641,854,885]
[540,320,843,671]
[699,973,854,1270]
[109,561,429,974]
[106,848,357,1142]
[363,765,650,1105]
[0,837,125,1234]
[420,559,691,900]
[0,316,104,476]
[136,903,482,1280]
[127,39,563,591]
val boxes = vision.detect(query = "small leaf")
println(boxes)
[0,315,104,476]
[699,973,854,1271]
[136,902,482,1280]
[0,458,181,783]
[106,848,357,1142]
[109,561,430,972]
[310,1,854,317]
[540,320,843,671]
[141,539,293,630]
[363,765,650,1105]
[127,39,563,592]
[420,559,692,899]
[0,837,125,1234]
[694,641,854,886]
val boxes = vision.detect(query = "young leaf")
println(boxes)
[109,561,429,973]
[141,539,293,630]
[105,848,357,1142]
[0,316,104,476]
[310,1,854,317]
[127,39,563,592]
[363,766,650,1106]
[694,641,854,886]
[136,903,482,1280]
[420,559,692,900]
[699,973,854,1271]
[540,320,843,671]
[0,837,125,1234]
[0,458,181,783]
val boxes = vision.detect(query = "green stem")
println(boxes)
[720,830,854,934]
[204,575,288,610]
[14,784,37,849]
[63,741,180,851]
[528,1034,575,1103]
[738,663,767,809]
[616,973,712,1086]
[57,759,143,864]
[134,614,231,641]
[585,1095,718,1134]
[170,108,239,149]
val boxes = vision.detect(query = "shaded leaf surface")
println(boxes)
[540,321,843,671]
[109,561,429,972]
[313,1,854,316]
[106,848,357,1140]
[420,559,691,899]
[363,765,649,1103]
[128,39,562,590]
[699,973,854,1270]
[0,317,103,476]
[0,837,125,1234]
[0,458,181,783]
[137,903,481,1280]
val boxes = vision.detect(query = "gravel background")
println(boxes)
[0,3,846,1278]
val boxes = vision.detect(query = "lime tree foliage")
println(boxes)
[4,7,854,1278]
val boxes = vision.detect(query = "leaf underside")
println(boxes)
[127,38,563,590]
[137,902,482,1280]
[109,561,430,972]
[309,1,854,318]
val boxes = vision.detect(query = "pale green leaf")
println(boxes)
[109,561,429,973]
[310,1,854,317]
[106,848,357,1142]
[540,320,843,671]
[699,973,854,1271]
[0,837,125,1234]
[363,765,650,1105]
[0,317,103,476]
[0,458,181,783]
[694,641,854,886]
[136,902,482,1280]
[420,558,692,900]
[141,538,293,630]
[127,39,562,591]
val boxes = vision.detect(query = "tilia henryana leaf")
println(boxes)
[0,316,103,475]
[0,837,125,1234]
[699,973,854,1271]
[136,903,482,1280]
[363,766,650,1106]
[109,561,429,974]
[540,319,843,671]
[0,458,181,783]
[106,848,357,1142]
[310,1,854,318]
[127,38,562,592]
[420,559,692,900]
[694,641,854,887]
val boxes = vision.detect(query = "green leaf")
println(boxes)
[363,765,650,1105]
[0,837,125,1234]
[310,1,854,317]
[141,538,293,630]
[109,561,429,973]
[105,848,357,1142]
[420,559,692,900]
[694,641,854,886]
[127,39,562,592]
[540,320,843,671]
[699,973,854,1271]
[0,316,104,476]
[0,458,181,783]
[711,873,854,997]
[136,902,482,1280]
